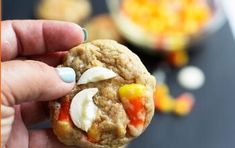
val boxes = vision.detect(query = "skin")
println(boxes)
[1,20,85,148]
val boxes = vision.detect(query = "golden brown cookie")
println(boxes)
[85,15,123,43]
[50,40,155,148]
[36,0,91,23]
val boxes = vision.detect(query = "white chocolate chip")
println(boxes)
[70,88,98,132]
[177,66,205,90]
[78,67,117,85]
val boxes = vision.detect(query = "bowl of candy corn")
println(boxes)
[107,0,225,52]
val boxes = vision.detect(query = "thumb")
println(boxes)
[2,60,76,106]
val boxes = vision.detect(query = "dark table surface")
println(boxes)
[3,0,235,148]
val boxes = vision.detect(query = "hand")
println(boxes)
[1,20,86,148]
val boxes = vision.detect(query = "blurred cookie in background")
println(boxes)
[85,14,124,43]
[36,0,91,24]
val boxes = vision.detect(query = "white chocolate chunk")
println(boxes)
[70,88,98,132]
[78,67,117,84]
[177,66,205,90]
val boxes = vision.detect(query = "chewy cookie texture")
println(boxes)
[50,40,156,148]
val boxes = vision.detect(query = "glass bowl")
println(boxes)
[106,0,225,52]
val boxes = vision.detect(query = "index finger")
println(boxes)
[1,20,85,61]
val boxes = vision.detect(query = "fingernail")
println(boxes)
[56,67,76,83]
[82,28,88,41]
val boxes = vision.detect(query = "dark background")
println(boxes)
[3,0,235,148]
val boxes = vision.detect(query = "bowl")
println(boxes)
[106,0,226,52]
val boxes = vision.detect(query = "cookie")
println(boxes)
[36,0,91,23]
[85,15,123,43]
[50,40,155,148]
